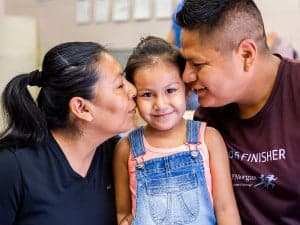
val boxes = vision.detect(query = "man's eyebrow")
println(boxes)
[185,57,199,62]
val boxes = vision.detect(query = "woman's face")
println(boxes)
[89,52,137,136]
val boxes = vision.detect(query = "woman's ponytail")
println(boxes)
[0,71,47,148]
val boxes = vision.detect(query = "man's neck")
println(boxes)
[238,55,281,119]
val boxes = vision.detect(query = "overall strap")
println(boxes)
[186,120,201,144]
[128,127,146,158]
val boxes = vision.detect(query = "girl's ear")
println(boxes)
[69,97,93,122]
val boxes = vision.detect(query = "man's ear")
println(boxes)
[237,39,257,72]
[69,97,93,122]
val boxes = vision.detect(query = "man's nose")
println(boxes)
[182,63,197,83]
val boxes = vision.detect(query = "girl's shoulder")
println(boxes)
[204,126,222,139]
[114,136,131,160]
[204,125,226,155]
[116,136,131,149]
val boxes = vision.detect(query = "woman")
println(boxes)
[0,42,136,225]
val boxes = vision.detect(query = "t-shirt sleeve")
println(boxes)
[0,149,23,224]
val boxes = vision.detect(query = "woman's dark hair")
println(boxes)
[125,36,185,84]
[0,42,107,148]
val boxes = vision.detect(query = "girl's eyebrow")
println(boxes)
[137,88,152,92]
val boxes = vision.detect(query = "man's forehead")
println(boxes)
[181,29,221,60]
[180,30,203,60]
[181,29,201,48]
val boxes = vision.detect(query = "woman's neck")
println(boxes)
[51,129,105,177]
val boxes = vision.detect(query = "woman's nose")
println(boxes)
[125,79,137,99]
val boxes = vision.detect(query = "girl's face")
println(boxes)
[89,53,137,136]
[133,60,186,131]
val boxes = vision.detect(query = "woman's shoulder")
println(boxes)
[0,148,23,186]
[0,145,40,172]
[0,147,18,165]
[0,145,35,161]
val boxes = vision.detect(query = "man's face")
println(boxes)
[181,29,247,107]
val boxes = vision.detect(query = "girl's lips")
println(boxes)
[152,111,173,117]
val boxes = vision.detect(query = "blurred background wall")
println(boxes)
[4,0,176,65]
[2,0,300,69]
[3,0,299,62]
[0,0,4,16]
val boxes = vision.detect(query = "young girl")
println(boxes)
[113,36,241,225]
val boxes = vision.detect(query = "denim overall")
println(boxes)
[128,120,216,225]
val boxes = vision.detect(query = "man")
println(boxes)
[176,0,300,225]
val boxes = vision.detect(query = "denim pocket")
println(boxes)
[145,172,199,224]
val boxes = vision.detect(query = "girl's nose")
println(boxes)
[153,95,167,110]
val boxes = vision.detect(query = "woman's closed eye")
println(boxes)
[118,83,124,89]
[116,76,125,89]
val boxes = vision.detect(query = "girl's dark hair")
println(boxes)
[0,42,107,148]
[125,36,185,84]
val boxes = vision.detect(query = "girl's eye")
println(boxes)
[141,92,152,97]
[118,83,124,89]
[166,88,177,94]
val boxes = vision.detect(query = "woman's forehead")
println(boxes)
[97,53,123,80]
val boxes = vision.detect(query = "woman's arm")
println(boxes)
[205,127,241,225]
[0,149,22,225]
[113,138,133,225]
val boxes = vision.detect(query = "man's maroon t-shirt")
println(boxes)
[195,58,300,225]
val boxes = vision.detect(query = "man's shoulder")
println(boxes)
[280,57,300,73]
